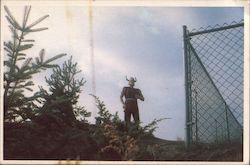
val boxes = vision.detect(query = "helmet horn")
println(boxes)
[126,76,129,81]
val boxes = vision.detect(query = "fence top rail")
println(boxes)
[188,22,244,37]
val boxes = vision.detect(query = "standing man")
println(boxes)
[120,76,144,125]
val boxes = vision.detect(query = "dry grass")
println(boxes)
[137,136,243,161]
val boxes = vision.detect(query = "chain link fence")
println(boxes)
[183,21,243,146]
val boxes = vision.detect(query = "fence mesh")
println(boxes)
[184,21,243,145]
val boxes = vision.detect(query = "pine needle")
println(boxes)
[26,14,49,30]
[4,6,22,30]
[23,6,31,29]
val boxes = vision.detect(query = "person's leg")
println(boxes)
[132,111,140,124]
[125,111,131,126]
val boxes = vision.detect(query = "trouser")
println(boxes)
[124,111,140,124]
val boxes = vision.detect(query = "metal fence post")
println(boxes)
[225,102,231,143]
[183,25,191,148]
[194,89,199,143]
[215,119,218,144]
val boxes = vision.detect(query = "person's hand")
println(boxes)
[135,94,144,101]
[135,94,143,100]
[123,103,126,111]
[123,104,126,109]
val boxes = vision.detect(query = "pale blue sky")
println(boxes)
[2,5,244,140]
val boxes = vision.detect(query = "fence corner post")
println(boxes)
[183,25,191,148]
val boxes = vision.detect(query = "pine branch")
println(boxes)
[26,27,49,33]
[4,6,22,30]
[18,44,34,52]
[25,14,49,30]
[22,6,31,29]
[43,53,66,64]
[90,94,113,122]
[8,25,19,40]
[22,39,35,42]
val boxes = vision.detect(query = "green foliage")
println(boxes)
[3,6,66,121]
[90,95,167,160]
[89,95,139,160]
[100,123,139,160]
[73,106,91,122]
[33,57,88,125]
[44,56,86,105]
[90,94,113,123]
[141,118,167,135]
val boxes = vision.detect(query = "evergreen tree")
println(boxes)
[3,6,66,121]
[36,56,87,125]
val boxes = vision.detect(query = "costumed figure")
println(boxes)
[120,76,144,125]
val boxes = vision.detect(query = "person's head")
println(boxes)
[126,76,137,87]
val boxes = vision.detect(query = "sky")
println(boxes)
[2,2,244,140]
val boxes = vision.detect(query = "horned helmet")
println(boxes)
[126,76,137,87]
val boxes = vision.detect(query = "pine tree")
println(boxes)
[36,56,87,125]
[3,6,66,121]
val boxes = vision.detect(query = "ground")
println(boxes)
[4,121,243,161]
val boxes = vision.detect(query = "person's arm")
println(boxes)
[120,87,125,108]
[136,89,144,101]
